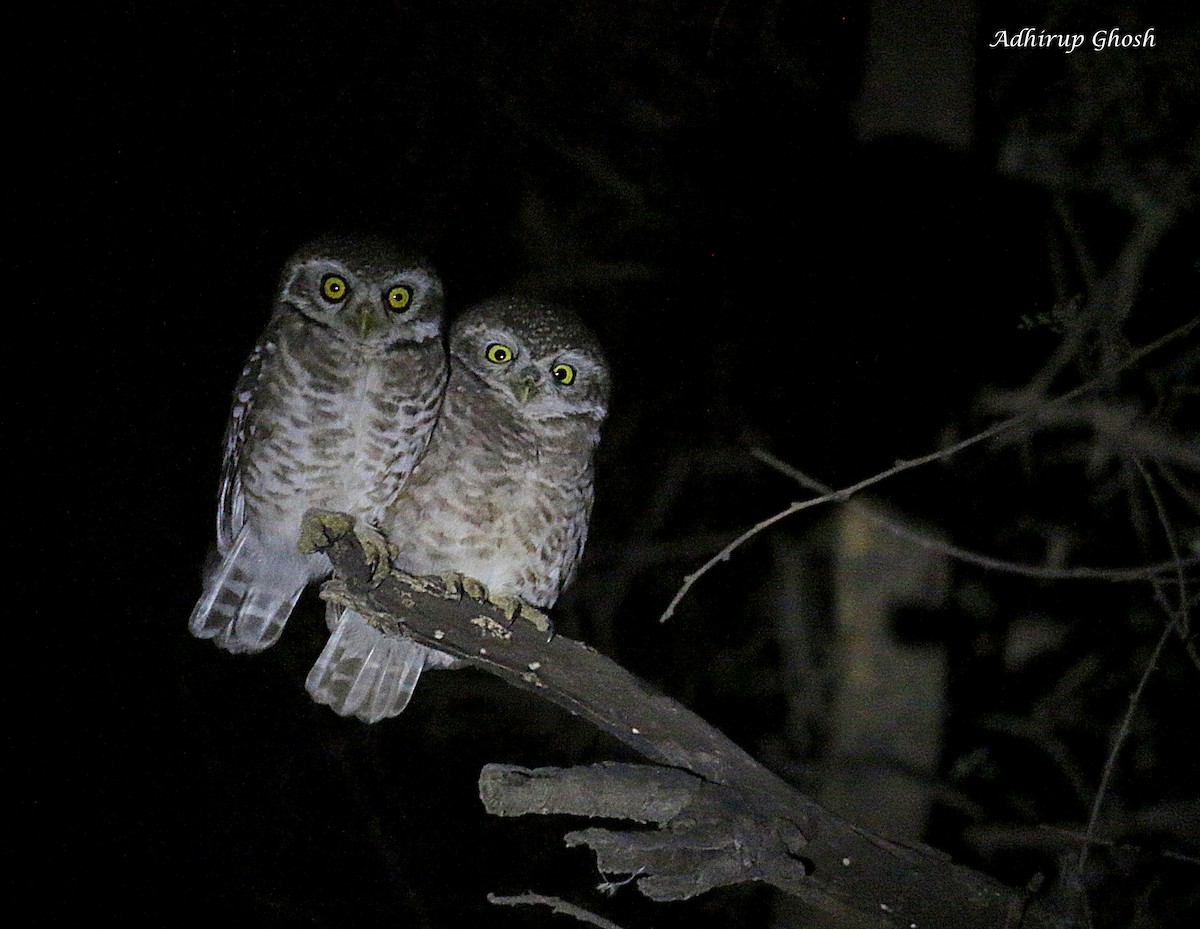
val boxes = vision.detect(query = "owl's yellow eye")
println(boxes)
[551,363,576,385]
[320,274,348,302]
[387,285,412,311]
[486,343,513,364]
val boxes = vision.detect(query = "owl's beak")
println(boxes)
[356,307,384,339]
[511,371,541,404]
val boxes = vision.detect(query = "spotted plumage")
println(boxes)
[189,237,448,654]
[306,297,610,721]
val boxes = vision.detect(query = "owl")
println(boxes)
[189,237,449,654]
[307,297,611,722]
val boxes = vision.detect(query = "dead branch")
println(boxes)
[308,514,1077,929]
[660,317,1198,622]
[750,448,1198,585]
[488,892,631,929]
[481,762,809,902]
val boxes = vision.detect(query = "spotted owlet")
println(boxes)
[189,237,448,654]
[306,297,611,721]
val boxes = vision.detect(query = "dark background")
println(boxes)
[23,1,1198,925]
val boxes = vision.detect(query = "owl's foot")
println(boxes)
[297,511,395,583]
[353,524,396,585]
[441,575,554,640]
[447,572,490,602]
[401,570,555,640]
[298,509,356,553]
[433,571,484,602]
[489,593,554,640]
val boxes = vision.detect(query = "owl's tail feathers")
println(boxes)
[324,599,344,633]
[188,527,306,655]
[306,610,447,723]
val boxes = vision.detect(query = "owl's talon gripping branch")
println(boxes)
[298,508,357,553]
[441,578,556,640]
[490,593,555,640]
[296,510,390,585]
[439,571,489,602]
[354,524,395,585]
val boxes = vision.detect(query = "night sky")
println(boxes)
[23,1,1199,925]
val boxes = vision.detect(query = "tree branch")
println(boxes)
[487,892,631,929]
[750,448,1199,584]
[308,513,1077,929]
[659,317,1199,621]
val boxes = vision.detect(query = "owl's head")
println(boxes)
[276,236,445,347]
[451,298,610,425]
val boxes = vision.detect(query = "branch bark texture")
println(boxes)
[310,514,1074,929]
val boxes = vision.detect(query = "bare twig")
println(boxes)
[1052,195,1098,295]
[488,892,629,929]
[1151,581,1200,674]
[1143,461,1200,672]
[1157,463,1200,514]
[1036,823,1200,866]
[1074,617,1175,892]
[1136,461,1193,639]
[751,448,1199,584]
[973,399,1200,472]
[659,317,1199,622]
[1075,463,1191,898]
[707,0,732,59]
[1031,185,1182,396]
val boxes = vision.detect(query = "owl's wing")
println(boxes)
[551,478,596,602]
[216,333,272,553]
[193,323,315,654]
[306,609,456,722]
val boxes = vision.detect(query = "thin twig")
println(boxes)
[1157,462,1200,514]
[1052,194,1098,294]
[1075,462,1191,896]
[1074,614,1175,890]
[707,0,732,59]
[1140,460,1200,673]
[1137,461,1193,639]
[751,448,1198,584]
[487,892,629,929]
[1151,581,1200,674]
[1038,824,1200,866]
[1033,197,1177,396]
[659,317,1199,622]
